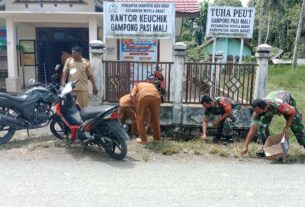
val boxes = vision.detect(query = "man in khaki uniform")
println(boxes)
[61,46,98,108]
[131,82,161,144]
[119,94,138,136]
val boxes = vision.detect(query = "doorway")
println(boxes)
[36,27,89,83]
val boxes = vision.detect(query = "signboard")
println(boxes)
[120,39,158,61]
[104,2,175,39]
[206,6,255,38]
[120,39,158,85]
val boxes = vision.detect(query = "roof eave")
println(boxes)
[176,11,200,18]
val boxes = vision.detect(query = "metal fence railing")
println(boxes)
[184,63,256,105]
[103,61,173,103]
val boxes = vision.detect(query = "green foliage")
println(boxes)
[249,0,305,57]
[213,0,242,7]
[177,1,208,61]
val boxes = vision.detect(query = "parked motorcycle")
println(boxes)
[49,69,129,160]
[0,70,59,145]
[153,66,166,95]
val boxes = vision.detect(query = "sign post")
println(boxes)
[206,6,255,39]
[104,2,175,40]
[205,6,255,98]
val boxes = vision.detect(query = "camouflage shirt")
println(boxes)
[205,97,239,118]
[251,97,296,126]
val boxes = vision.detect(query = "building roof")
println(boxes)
[115,0,199,16]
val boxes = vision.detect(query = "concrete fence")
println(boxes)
[89,41,272,133]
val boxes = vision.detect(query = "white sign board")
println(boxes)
[206,6,255,38]
[104,2,175,39]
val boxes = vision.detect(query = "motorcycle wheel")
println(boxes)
[50,117,66,140]
[0,105,16,145]
[0,126,15,145]
[98,134,127,160]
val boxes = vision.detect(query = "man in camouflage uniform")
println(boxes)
[241,90,305,156]
[201,95,240,143]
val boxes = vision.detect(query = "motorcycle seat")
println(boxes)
[0,93,28,103]
[80,105,116,120]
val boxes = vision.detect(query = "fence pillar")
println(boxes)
[254,44,272,99]
[214,51,224,96]
[171,42,186,125]
[89,40,105,105]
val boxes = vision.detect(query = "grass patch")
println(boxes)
[145,140,182,155]
[142,154,150,162]
[208,145,220,154]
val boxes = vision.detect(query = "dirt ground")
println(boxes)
[0,127,260,163]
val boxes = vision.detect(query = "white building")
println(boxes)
[0,0,199,93]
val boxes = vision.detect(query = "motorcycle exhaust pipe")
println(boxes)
[0,114,27,129]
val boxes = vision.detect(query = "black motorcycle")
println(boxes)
[0,71,59,145]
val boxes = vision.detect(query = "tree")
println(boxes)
[292,0,305,69]
[176,1,209,61]
[258,0,264,45]
[213,0,242,7]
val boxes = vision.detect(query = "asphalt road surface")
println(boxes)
[0,158,304,207]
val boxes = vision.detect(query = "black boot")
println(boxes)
[222,135,233,145]
[256,148,266,158]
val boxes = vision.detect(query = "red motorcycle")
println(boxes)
[49,79,129,160]
[152,67,166,95]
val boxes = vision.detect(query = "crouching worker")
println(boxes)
[119,94,138,137]
[241,90,305,157]
[131,81,161,144]
[201,95,240,144]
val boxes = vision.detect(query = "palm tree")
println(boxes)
[292,0,305,69]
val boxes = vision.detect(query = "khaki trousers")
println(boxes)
[119,106,138,136]
[72,90,88,108]
[136,96,161,142]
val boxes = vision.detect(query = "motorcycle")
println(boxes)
[153,66,166,95]
[0,67,60,145]
[49,69,129,160]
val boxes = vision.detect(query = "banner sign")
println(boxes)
[104,2,175,39]
[206,6,255,38]
[120,39,158,61]
[120,39,158,85]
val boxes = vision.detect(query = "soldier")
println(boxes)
[201,95,240,144]
[241,90,305,157]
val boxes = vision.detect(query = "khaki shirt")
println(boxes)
[63,57,94,91]
[131,82,160,101]
[119,94,134,107]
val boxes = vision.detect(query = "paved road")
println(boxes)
[0,159,304,207]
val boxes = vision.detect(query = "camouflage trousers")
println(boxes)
[213,109,239,139]
[258,109,305,146]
